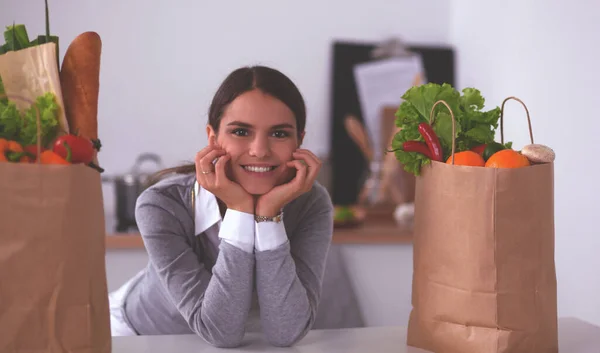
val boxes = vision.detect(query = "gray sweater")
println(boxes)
[120,173,334,347]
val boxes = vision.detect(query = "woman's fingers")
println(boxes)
[195,148,212,167]
[201,149,225,172]
[292,149,321,190]
[196,147,225,187]
[286,160,308,189]
[214,154,231,187]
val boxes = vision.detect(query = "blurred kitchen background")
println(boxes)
[2,0,599,328]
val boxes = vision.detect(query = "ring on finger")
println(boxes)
[201,169,214,175]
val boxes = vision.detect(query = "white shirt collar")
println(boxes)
[194,181,222,235]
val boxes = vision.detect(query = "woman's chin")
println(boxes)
[240,182,274,196]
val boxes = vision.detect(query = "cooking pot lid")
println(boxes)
[102,153,164,183]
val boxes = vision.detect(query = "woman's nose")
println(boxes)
[249,136,271,158]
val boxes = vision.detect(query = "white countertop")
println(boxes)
[111,317,600,353]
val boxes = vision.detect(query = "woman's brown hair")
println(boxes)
[146,65,307,186]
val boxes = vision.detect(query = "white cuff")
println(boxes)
[255,220,288,252]
[219,209,255,253]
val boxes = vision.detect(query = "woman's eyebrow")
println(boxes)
[226,121,253,128]
[271,123,295,130]
[226,121,295,130]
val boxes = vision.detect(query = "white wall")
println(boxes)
[1,0,450,174]
[1,0,451,224]
[450,0,600,325]
[1,0,451,328]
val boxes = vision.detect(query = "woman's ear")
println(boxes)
[206,125,217,143]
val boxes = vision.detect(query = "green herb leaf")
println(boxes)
[0,75,6,104]
[432,111,462,160]
[0,100,20,140]
[4,24,31,51]
[0,92,60,147]
[400,83,460,124]
[390,133,431,176]
[392,83,502,175]
[19,92,60,147]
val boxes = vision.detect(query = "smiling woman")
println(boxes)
[107,66,334,348]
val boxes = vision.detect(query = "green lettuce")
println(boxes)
[20,92,60,147]
[391,83,502,175]
[0,90,60,147]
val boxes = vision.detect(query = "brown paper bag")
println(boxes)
[0,96,111,353]
[407,99,558,353]
[0,42,69,134]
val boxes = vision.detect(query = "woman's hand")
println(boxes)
[255,149,322,217]
[196,137,254,214]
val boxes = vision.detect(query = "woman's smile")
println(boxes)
[240,163,280,178]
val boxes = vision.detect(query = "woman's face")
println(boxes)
[207,89,304,195]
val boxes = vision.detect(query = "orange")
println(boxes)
[446,151,485,167]
[485,149,530,168]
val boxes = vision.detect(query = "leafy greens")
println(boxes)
[0,89,61,147]
[391,83,503,175]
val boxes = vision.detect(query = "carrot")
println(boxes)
[40,150,70,165]
[59,31,102,141]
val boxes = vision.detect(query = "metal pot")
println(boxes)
[102,153,164,233]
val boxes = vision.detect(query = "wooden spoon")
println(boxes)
[344,115,373,162]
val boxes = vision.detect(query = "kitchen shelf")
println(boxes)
[106,220,412,250]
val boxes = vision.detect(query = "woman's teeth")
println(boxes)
[244,165,275,173]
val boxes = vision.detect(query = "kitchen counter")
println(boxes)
[105,218,412,249]
[111,317,599,353]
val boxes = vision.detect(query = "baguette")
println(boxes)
[59,31,102,141]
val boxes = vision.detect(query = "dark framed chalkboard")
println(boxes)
[329,41,455,205]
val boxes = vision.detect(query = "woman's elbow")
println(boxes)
[264,324,311,347]
[199,331,245,348]
[266,334,303,348]
[192,315,246,348]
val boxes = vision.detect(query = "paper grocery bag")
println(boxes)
[0,42,69,134]
[406,99,558,353]
[0,153,111,349]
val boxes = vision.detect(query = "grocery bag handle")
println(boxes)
[500,96,535,145]
[0,94,43,163]
[429,100,456,164]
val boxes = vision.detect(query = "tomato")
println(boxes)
[53,134,95,164]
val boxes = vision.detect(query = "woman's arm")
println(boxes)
[253,185,334,347]
[135,188,255,348]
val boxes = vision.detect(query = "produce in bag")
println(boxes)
[403,97,558,353]
[391,83,555,174]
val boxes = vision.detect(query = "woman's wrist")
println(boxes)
[228,199,255,215]
[255,205,281,218]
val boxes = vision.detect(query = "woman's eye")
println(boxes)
[272,130,290,138]
[231,128,249,137]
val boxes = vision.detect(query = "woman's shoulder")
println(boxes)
[285,181,333,220]
[136,172,196,211]
[307,181,333,206]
